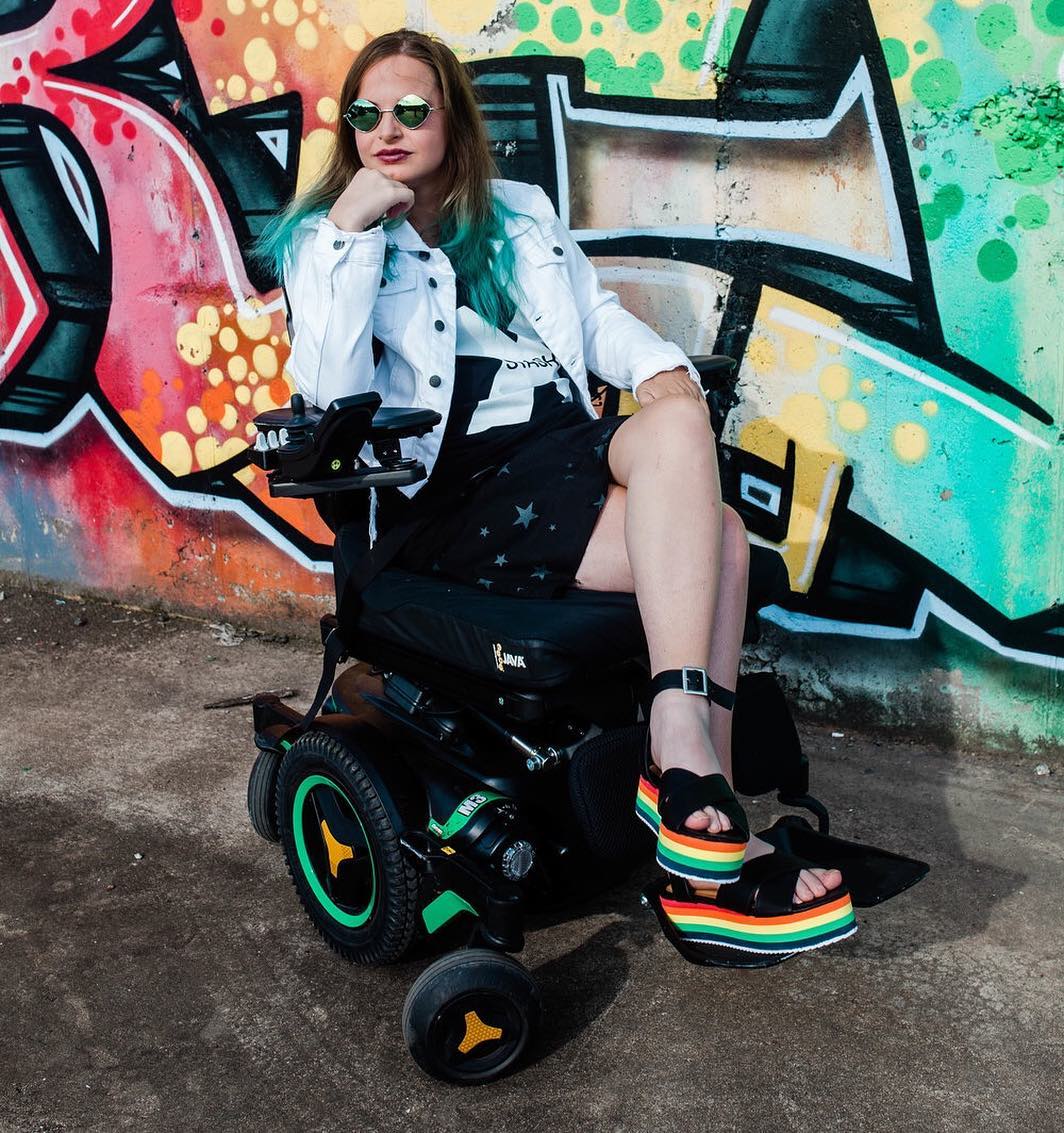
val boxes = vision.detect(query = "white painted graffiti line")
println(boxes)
[763,591,1063,672]
[111,0,141,32]
[768,306,1052,450]
[797,460,841,591]
[547,59,911,282]
[0,222,39,375]
[699,0,735,87]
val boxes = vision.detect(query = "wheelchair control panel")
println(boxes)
[249,391,442,498]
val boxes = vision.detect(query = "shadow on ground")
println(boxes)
[0,588,1060,1131]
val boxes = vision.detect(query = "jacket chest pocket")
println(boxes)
[515,233,581,370]
[372,273,419,342]
[515,230,566,314]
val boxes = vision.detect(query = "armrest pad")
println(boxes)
[368,406,442,439]
[689,354,738,391]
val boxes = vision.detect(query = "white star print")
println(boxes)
[513,502,538,529]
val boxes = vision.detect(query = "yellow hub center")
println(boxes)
[320,819,355,879]
[457,1010,503,1054]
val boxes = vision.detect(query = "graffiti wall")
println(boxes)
[1,0,1060,749]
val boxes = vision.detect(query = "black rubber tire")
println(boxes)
[247,748,282,842]
[402,950,541,1084]
[276,730,420,965]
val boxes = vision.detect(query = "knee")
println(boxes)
[721,504,749,575]
[639,393,715,448]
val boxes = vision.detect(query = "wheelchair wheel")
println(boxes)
[247,748,282,842]
[276,730,420,965]
[402,950,541,1084]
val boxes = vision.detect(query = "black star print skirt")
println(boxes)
[378,411,628,598]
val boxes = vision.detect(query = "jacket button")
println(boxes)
[379,278,387,287]
[434,319,445,332]
[333,239,345,250]
[552,245,563,256]
[429,374,442,387]
[428,277,438,288]
[418,250,431,261]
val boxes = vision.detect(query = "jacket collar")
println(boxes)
[384,219,431,253]
[384,189,540,254]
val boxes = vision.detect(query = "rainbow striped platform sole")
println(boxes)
[636,774,746,885]
[658,888,857,956]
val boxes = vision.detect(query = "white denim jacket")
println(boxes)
[283,179,698,498]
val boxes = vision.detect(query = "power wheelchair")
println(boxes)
[241,358,927,1084]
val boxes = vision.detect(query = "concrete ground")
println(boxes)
[1,585,1061,1133]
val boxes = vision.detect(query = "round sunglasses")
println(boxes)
[343,94,443,133]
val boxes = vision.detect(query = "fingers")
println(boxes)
[636,375,701,408]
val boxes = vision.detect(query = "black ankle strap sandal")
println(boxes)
[641,852,857,968]
[648,666,736,710]
[634,667,748,885]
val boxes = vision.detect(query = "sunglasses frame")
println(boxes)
[342,94,443,133]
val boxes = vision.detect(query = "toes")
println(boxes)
[793,868,841,905]
[707,807,731,834]
[683,807,730,834]
[683,810,711,832]
[819,867,843,892]
[793,874,818,904]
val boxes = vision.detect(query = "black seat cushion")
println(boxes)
[352,569,647,689]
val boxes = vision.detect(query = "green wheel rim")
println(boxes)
[293,774,377,928]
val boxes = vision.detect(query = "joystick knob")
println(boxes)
[284,392,312,446]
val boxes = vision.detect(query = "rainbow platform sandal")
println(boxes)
[641,855,858,968]
[635,666,749,885]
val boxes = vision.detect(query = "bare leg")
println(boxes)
[576,397,733,832]
[575,398,841,901]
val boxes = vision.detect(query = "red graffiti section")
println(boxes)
[0,0,331,611]
[0,211,48,375]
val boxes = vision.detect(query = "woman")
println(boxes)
[261,29,855,963]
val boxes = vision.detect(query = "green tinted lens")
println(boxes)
[344,100,381,131]
[393,97,431,129]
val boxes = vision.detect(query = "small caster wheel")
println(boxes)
[402,949,541,1085]
[247,748,282,842]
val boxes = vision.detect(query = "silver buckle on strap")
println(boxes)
[681,666,709,696]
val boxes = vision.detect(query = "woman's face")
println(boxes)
[353,54,448,196]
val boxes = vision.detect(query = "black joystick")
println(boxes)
[285,392,313,446]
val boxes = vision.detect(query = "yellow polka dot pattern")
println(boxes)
[137,301,296,486]
[893,422,930,463]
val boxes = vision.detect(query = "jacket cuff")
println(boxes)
[630,350,701,398]
[313,216,386,263]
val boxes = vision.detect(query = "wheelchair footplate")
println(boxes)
[756,814,929,907]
